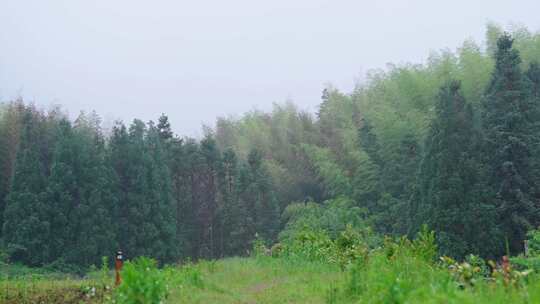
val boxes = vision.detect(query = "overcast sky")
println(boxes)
[1,1,540,136]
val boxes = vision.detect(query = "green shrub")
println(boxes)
[114,257,168,304]
[334,225,369,269]
[280,229,335,262]
[526,227,540,256]
[411,225,437,262]
[511,256,540,272]
[510,227,540,272]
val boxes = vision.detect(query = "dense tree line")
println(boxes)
[2,24,540,267]
[0,106,279,267]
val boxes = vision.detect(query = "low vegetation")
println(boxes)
[4,226,540,303]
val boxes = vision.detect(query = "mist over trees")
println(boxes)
[2,24,540,268]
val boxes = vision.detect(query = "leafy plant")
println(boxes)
[411,225,437,262]
[113,257,168,304]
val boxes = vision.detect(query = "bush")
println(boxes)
[526,227,540,256]
[510,227,540,272]
[275,224,374,269]
[511,256,540,272]
[114,257,168,304]
[334,225,369,269]
[279,229,335,262]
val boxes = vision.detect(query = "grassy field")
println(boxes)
[4,250,540,303]
[0,257,344,304]
[168,257,345,303]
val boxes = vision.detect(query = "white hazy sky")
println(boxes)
[1,1,540,136]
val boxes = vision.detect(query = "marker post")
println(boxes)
[115,250,124,286]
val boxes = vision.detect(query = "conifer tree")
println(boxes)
[2,108,50,265]
[145,121,178,261]
[197,136,221,259]
[70,112,117,266]
[0,103,22,237]
[45,119,79,263]
[238,149,280,246]
[482,33,537,254]
[524,62,540,200]
[157,114,174,141]
[414,80,500,258]
[217,148,239,256]
[109,119,178,262]
[109,121,135,257]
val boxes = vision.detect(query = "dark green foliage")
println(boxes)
[110,119,178,263]
[46,119,79,262]
[0,101,23,238]
[482,33,538,254]
[2,107,51,265]
[246,149,280,243]
[72,113,118,267]
[413,80,501,258]
[217,148,239,256]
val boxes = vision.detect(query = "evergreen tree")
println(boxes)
[145,121,178,261]
[176,139,205,259]
[70,112,117,266]
[524,62,540,201]
[169,137,192,259]
[414,80,500,258]
[197,136,220,259]
[0,102,23,237]
[109,121,135,258]
[157,113,174,141]
[217,148,239,256]
[2,108,50,265]
[237,149,280,247]
[45,119,79,263]
[482,33,537,254]
[110,119,178,262]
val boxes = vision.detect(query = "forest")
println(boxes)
[2,23,540,274]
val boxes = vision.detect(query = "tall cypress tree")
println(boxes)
[197,136,220,259]
[524,63,540,202]
[109,119,178,262]
[0,102,22,237]
[414,80,500,258]
[217,148,239,256]
[70,112,117,266]
[482,33,537,254]
[2,108,50,265]
[45,119,79,263]
[145,121,178,262]
[170,137,193,259]
[109,121,136,258]
[122,119,150,259]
